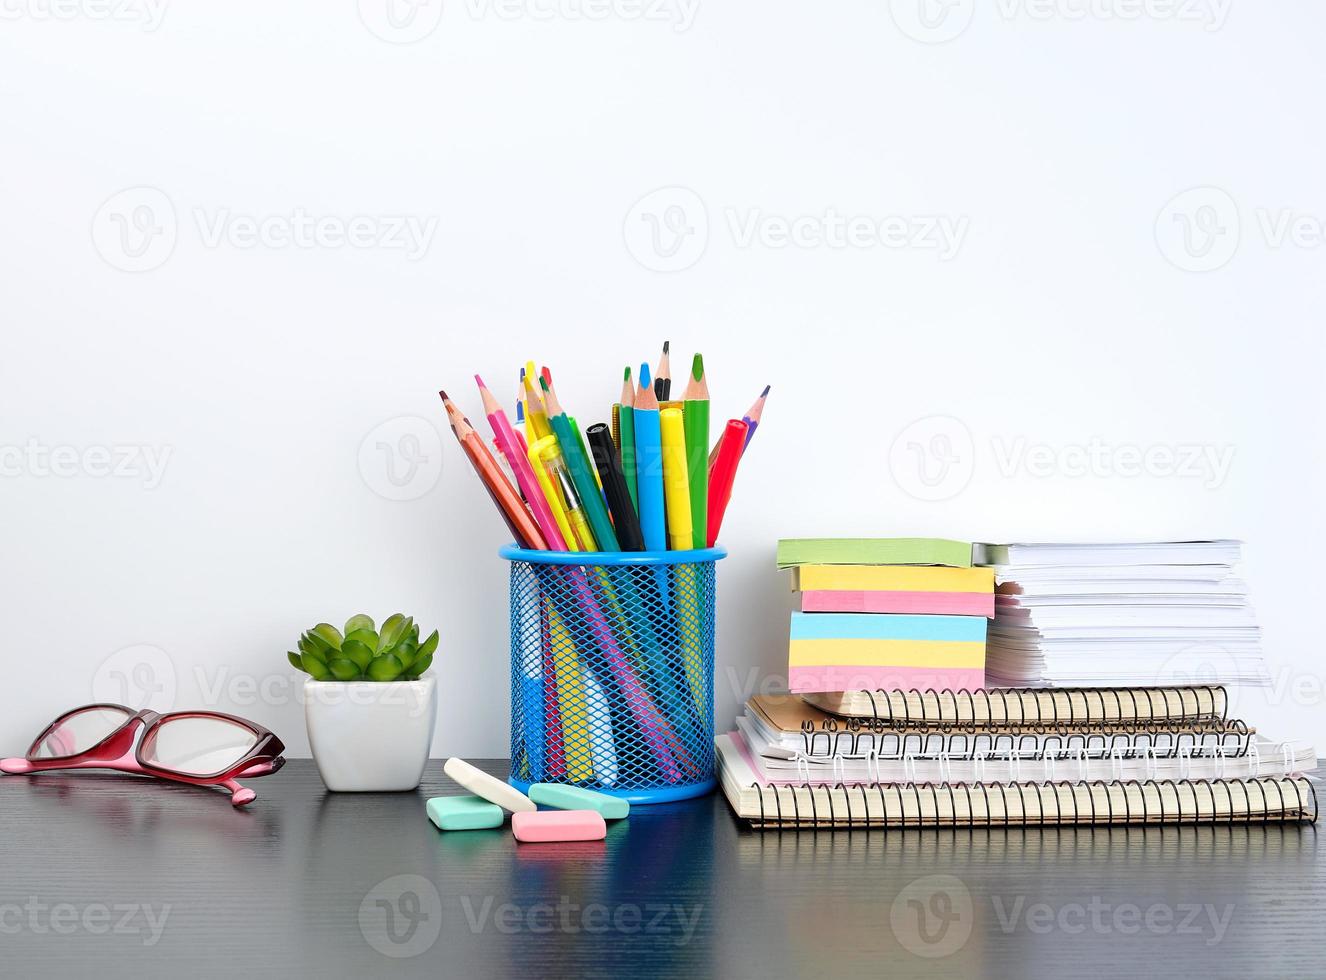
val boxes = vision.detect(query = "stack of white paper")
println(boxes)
[978,542,1271,687]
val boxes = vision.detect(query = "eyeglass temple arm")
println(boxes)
[0,754,270,808]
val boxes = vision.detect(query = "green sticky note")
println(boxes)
[776,538,975,569]
[427,795,505,831]
[529,783,630,820]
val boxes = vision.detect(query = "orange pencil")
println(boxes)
[440,391,547,550]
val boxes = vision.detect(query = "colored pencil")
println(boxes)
[439,391,547,550]
[706,418,748,548]
[617,366,637,511]
[742,384,770,451]
[541,376,620,551]
[654,340,671,401]
[477,375,567,551]
[681,353,709,550]
[514,369,529,456]
[586,423,644,551]
[633,362,666,551]
[659,407,693,551]
[522,360,553,441]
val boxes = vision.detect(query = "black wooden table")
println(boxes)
[2,760,1321,979]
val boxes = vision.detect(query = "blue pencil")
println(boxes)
[633,362,666,551]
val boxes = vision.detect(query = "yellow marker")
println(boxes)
[659,407,692,550]
[557,467,598,552]
[528,435,577,551]
[523,360,553,441]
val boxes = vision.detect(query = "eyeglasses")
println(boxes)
[1,704,285,806]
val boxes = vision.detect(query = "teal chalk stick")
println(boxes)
[427,795,505,831]
[529,783,630,820]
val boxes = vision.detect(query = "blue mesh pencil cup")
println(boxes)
[501,544,727,804]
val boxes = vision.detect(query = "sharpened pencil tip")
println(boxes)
[761,385,771,397]
[692,353,704,380]
[474,374,485,388]
[624,365,632,381]
[662,340,669,354]
[640,362,652,386]
[539,376,550,391]
[438,390,449,401]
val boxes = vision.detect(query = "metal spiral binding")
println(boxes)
[747,776,1317,830]
[857,685,1228,730]
[795,719,1253,762]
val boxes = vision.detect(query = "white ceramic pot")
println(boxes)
[304,677,437,792]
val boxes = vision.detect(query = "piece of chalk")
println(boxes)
[529,783,630,820]
[512,809,607,843]
[443,757,536,813]
[426,795,505,831]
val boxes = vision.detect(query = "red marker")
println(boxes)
[706,419,749,547]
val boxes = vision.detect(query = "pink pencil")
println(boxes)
[476,375,567,550]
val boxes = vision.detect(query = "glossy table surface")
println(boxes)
[2,760,1322,979]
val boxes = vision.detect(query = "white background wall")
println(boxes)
[3,1,1323,758]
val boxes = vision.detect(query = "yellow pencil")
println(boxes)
[523,359,553,441]
[659,407,692,550]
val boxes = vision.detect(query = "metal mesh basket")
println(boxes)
[501,544,727,804]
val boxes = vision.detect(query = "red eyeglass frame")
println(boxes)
[0,703,286,806]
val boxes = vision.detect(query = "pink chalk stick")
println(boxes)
[512,809,608,843]
[798,590,995,618]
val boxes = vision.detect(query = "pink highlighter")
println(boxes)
[512,809,607,843]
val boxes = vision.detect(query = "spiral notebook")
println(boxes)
[716,732,1319,829]
[736,721,1314,788]
[804,685,1229,727]
[746,695,1259,757]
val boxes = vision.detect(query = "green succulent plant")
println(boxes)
[287,613,438,682]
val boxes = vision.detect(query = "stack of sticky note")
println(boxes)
[777,538,994,694]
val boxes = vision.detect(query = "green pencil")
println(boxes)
[618,366,638,511]
[542,377,620,551]
[682,353,709,550]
